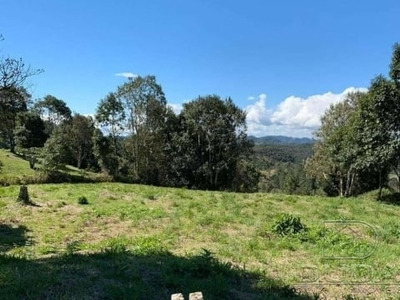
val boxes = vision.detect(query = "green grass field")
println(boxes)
[1,150,400,299]
[1,182,400,299]
[0,150,35,179]
[0,149,109,186]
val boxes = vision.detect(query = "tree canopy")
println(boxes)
[306,43,400,197]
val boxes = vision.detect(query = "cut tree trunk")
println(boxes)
[17,185,30,205]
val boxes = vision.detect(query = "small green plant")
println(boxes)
[272,213,306,236]
[65,241,81,255]
[78,196,89,205]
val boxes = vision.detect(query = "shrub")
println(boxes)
[77,196,89,205]
[272,213,306,236]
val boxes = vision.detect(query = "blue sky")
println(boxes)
[1,0,399,137]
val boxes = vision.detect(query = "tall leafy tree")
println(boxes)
[41,126,70,172]
[389,42,400,82]
[95,92,125,139]
[33,95,72,135]
[388,43,400,192]
[158,107,189,187]
[92,129,123,177]
[343,44,400,198]
[306,43,400,198]
[94,92,125,177]
[305,92,367,196]
[116,75,167,183]
[353,68,400,197]
[178,95,258,191]
[0,87,31,152]
[14,111,48,149]
[64,114,96,169]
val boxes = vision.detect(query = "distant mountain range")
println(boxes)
[248,135,315,145]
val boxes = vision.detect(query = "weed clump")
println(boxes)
[77,196,89,205]
[272,213,306,236]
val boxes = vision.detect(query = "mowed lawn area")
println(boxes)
[1,181,400,299]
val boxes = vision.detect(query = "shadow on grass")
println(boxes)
[0,224,32,253]
[0,249,316,300]
[377,192,400,206]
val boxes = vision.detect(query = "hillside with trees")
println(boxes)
[1,34,400,199]
[0,36,259,192]
[250,44,400,198]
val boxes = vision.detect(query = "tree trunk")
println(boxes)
[348,173,355,197]
[378,170,383,200]
[29,158,35,169]
[339,177,344,197]
[17,185,30,205]
[393,167,400,193]
[396,173,400,194]
[9,136,15,153]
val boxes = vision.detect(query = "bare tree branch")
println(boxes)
[0,57,43,90]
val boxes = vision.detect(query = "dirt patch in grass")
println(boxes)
[99,189,119,200]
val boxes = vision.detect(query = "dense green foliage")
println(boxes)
[253,143,313,168]
[272,213,307,236]
[251,143,316,195]
[306,44,400,197]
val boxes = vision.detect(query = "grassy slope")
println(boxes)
[0,149,108,185]
[0,149,35,178]
[1,182,400,299]
[1,149,400,298]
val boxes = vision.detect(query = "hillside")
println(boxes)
[0,182,399,299]
[0,150,35,179]
[0,149,109,186]
[253,144,313,165]
[248,135,315,145]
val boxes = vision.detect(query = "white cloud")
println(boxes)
[245,87,367,138]
[82,113,95,119]
[247,96,255,101]
[245,94,273,125]
[168,103,183,114]
[115,72,138,79]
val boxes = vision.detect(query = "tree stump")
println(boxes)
[17,185,30,205]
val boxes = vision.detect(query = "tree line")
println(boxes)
[252,43,400,198]
[2,33,399,197]
[0,36,259,192]
[305,43,400,198]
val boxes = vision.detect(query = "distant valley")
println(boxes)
[248,135,315,145]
